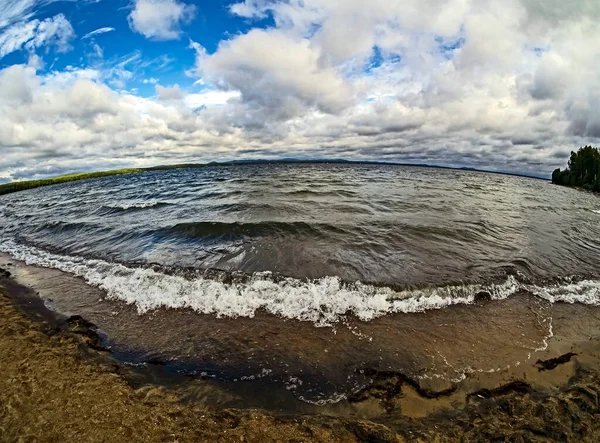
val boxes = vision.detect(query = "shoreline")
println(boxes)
[551,182,600,196]
[2,263,600,440]
[0,273,362,442]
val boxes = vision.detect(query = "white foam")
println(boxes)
[592,210,600,214]
[0,239,598,326]
[526,279,600,305]
[111,201,161,210]
[533,316,553,353]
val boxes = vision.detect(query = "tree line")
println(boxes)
[552,145,600,192]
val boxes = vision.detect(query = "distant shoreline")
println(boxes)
[0,159,548,197]
[551,183,600,195]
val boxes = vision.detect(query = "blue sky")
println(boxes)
[0,0,599,181]
[0,0,267,97]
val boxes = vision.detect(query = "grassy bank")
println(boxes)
[0,168,145,196]
[0,164,217,196]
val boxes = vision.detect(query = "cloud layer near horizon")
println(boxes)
[0,0,599,181]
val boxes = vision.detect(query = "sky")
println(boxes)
[0,0,599,182]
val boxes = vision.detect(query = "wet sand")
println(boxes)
[3,262,600,441]
[0,279,361,442]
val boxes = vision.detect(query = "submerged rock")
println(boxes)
[474,290,492,302]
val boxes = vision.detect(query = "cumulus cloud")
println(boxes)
[194,29,350,124]
[0,13,74,58]
[128,0,195,40]
[187,0,599,165]
[156,84,184,101]
[1,0,600,181]
[0,64,246,180]
[185,90,241,108]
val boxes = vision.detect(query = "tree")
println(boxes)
[552,146,600,192]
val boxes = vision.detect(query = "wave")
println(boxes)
[205,203,279,213]
[283,189,358,198]
[1,240,599,327]
[163,221,348,241]
[525,279,600,305]
[30,220,111,237]
[97,201,171,215]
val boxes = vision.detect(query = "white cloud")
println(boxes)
[82,27,115,39]
[90,42,103,58]
[0,0,40,29]
[195,29,351,122]
[1,0,600,180]
[156,84,184,101]
[0,1,80,30]
[529,53,569,100]
[185,90,241,108]
[128,0,195,41]
[0,13,74,58]
[189,0,600,154]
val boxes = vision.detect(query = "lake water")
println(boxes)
[1,164,600,405]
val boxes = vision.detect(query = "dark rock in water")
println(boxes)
[474,291,492,302]
[536,353,578,372]
[0,268,11,279]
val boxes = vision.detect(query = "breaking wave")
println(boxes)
[2,239,599,327]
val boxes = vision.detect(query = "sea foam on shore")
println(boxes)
[2,239,599,326]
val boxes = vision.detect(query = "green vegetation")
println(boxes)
[0,168,145,196]
[0,162,219,195]
[552,145,600,192]
[0,163,217,196]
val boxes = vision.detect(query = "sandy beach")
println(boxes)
[0,275,361,442]
[2,262,600,442]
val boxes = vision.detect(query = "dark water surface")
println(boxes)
[1,164,600,405]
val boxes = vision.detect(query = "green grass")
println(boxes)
[0,164,218,196]
[0,168,145,196]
